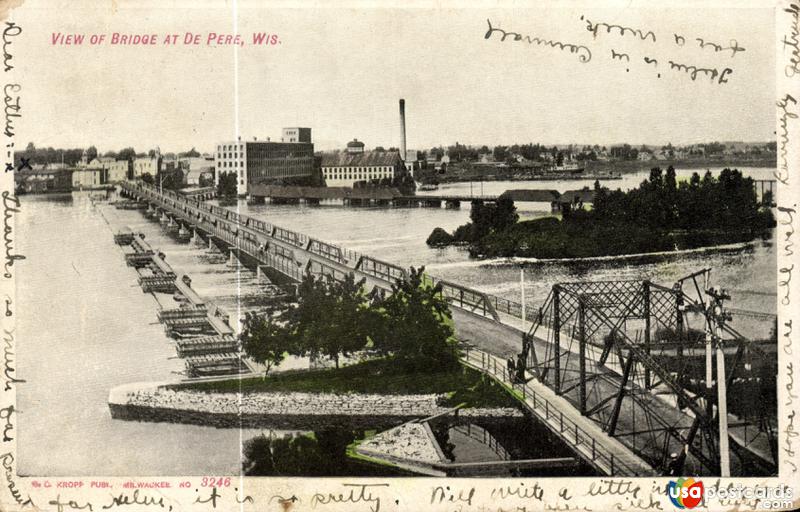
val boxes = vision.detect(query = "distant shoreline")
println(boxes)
[482,240,760,266]
[433,157,777,183]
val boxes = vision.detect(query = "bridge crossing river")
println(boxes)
[118,181,776,478]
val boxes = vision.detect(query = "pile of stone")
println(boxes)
[358,422,443,464]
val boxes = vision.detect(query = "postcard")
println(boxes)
[1,0,798,510]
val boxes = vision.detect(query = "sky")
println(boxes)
[11,0,777,154]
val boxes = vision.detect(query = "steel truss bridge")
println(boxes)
[525,272,777,476]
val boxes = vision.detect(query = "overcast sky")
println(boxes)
[13,1,776,154]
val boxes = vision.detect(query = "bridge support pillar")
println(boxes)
[228,250,240,267]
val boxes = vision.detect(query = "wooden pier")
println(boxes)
[113,225,247,378]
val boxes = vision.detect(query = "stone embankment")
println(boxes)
[108,382,523,430]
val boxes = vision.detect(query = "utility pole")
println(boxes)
[704,271,714,420]
[520,267,526,330]
[706,285,733,477]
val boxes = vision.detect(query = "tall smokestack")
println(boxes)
[399,99,407,160]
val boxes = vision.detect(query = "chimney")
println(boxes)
[399,99,407,159]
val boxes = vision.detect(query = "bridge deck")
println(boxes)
[461,346,657,476]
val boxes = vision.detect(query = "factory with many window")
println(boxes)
[321,142,406,188]
[215,127,315,195]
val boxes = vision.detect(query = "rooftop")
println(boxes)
[321,151,403,167]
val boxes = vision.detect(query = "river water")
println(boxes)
[15,166,776,475]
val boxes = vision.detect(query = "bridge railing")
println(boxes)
[263,252,303,282]
[461,346,646,477]
[124,182,536,326]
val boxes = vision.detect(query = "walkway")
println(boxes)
[460,346,657,477]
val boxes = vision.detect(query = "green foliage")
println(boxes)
[438,167,774,259]
[374,267,459,372]
[240,312,293,376]
[198,173,214,188]
[284,273,377,368]
[117,147,136,161]
[179,147,201,158]
[428,196,518,247]
[158,169,185,191]
[426,227,453,247]
[242,429,360,476]
[178,358,517,409]
[239,267,455,372]
[216,171,238,197]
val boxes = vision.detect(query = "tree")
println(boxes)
[86,145,98,162]
[158,169,185,191]
[240,312,293,376]
[199,173,214,188]
[285,273,375,368]
[217,171,238,197]
[492,195,519,231]
[374,146,386,152]
[374,267,458,371]
[179,147,201,158]
[117,147,136,161]
[140,172,154,185]
[242,429,361,476]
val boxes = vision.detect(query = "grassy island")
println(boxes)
[178,357,518,409]
[428,167,775,259]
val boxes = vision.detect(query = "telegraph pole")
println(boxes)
[706,286,733,477]
[704,271,714,420]
[520,267,526,330]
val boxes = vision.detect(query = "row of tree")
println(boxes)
[591,167,773,232]
[426,195,518,247]
[429,167,775,258]
[241,267,459,375]
[16,142,202,168]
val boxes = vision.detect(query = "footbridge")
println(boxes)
[118,182,776,478]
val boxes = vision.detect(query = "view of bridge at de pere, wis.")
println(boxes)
[15,98,778,478]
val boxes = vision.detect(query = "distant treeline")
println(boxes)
[427,167,776,259]
[15,142,201,167]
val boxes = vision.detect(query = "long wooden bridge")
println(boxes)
[118,181,776,478]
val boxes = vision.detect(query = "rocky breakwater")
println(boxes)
[108,382,523,430]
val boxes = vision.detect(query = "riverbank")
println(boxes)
[432,156,776,183]
[489,239,759,266]
[108,381,523,430]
